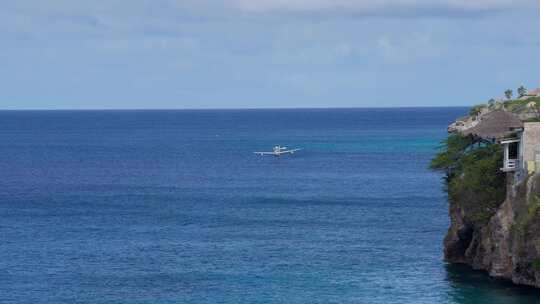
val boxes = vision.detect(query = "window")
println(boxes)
[509,142,519,159]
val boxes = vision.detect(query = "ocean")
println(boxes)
[1,108,540,303]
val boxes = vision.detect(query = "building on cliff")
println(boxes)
[503,122,540,175]
[444,108,540,287]
[498,120,540,175]
[461,110,522,140]
[458,110,540,175]
[520,87,540,99]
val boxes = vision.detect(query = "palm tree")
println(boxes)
[505,89,513,100]
[488,99,496,109]
[518,86,527,98]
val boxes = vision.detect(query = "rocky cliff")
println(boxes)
[433,92,540,287]
[444,159,540,287]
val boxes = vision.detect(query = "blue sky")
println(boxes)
[1,0,539,109]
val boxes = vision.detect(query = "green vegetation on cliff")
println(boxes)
[503,96,540,112]
[431,134,506,226]
[436,94,540,286]
[514,195,540,235]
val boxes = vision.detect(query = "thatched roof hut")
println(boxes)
[461,110,523,139]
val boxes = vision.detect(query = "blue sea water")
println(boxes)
[1,108,540,304]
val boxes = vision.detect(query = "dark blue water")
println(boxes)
[2,108,540,304]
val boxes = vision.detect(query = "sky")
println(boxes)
[1,0,540,109]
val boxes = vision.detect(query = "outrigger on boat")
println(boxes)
[254,145,301,156]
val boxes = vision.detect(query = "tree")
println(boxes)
[505,89,513,100]
[430,134,506,226]
[470,104,485,116]
[518,85,527,98]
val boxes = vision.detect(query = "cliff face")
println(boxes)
[445,173,540,287]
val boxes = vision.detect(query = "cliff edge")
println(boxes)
[444,173,540,286]
[433,90,540,287]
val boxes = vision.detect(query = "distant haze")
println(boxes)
[1,1,539,109]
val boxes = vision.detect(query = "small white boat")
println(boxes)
[254,145,301,156]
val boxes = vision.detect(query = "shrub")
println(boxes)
[531,259,540,270]
[431,134,506,227]
[514,195,540,235]
[469,104,486,117]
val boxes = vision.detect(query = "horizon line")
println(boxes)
[0,105,471,111]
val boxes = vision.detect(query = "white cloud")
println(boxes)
[334,44,354,57]
[222,0,538,12]
[377,36,393,54]
[2,0,539,27]
[14,0,532,15]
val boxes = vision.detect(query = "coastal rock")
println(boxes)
[444,173,540,287]
[447,117,475,134]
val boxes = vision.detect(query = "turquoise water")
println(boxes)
[1,108,540,303]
